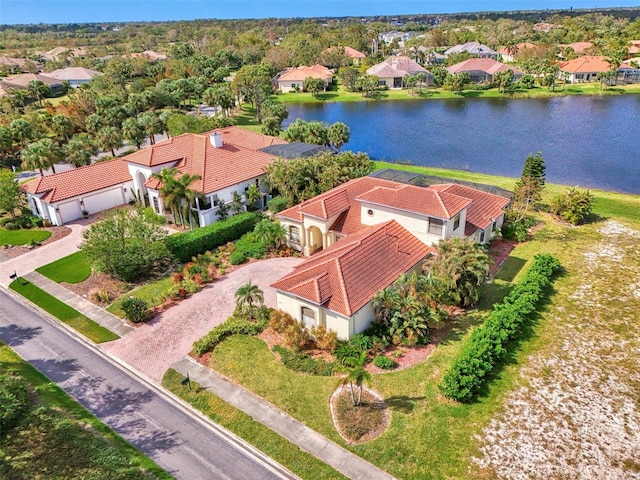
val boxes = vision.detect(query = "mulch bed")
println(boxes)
[1,226,72,259]
[487,238,518,275]
[330,386,390,444]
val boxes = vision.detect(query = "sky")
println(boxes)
[1,0,638,25]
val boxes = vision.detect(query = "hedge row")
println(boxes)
[166,212,260,263]
[438,254,561,403]
[192,316,268,356]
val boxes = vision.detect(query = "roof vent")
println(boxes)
[210,131,223,148]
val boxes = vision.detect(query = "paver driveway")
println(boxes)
[102,257,304,381]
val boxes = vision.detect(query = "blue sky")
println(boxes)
[1,0,638,25]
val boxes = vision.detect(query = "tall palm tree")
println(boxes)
[234,281,264,311]
[97,126,122,157]
[253,219,287,250]
[20,138,60,175]
[151,167,203,229]
[337,351,371,406]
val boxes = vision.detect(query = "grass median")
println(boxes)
[9,279,118,343]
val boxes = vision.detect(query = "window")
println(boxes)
[244,185,249,192]
[289,226,301,244]
[453,214,461,231]
[32,198,39,215]
[428,218,444,235]
[199,196,212,210]
[480,230,486,243]
[152,196,159,213]
[301,307,316,326]
[212,194,219,207]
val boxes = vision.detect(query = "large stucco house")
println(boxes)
[271,176,510,339]
[23,127,285,227]
[447,58,523,83]
[273,65,333,93]
[366,55,432,88]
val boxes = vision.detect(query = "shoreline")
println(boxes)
[276,83,640,105]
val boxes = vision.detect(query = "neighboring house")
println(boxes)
[444,42,498,59]
[446,58,523,83]
[23,127,287,226]
[534,22,559,33]
[366,55,432,88]
[22,159,135,226]
[273,65,333,93]
[617,62,640,84]
[0,56,42,73]
[44,67,103,88]
[559,42,594,55]
[323,46,366,65]
[558,56,611,83]
[0,73,65,94]
[39,46,87,62]
[272,220,435,339]
[124,50,167,61]
[497,42,537,62]
[629,40,640,56]
[272,175,509,339]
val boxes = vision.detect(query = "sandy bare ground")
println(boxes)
[475,221,640,479]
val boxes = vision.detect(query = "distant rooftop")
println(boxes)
[259,142,333,159]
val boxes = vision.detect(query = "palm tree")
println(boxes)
[122,117,146,149]
[245,183,261,211]
[65,133,97,166]
[97,126,122,157]
[234,281,264,311]
[20,138,61,175]
[51,114,75,144]
[337,351,371,406]
[253,219,287,250]
[151,167,203,229]
[26,80,50,107]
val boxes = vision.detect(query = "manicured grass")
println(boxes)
[0,227,51,246]
[275,83,640,104]
[0,344,170,480]
[9,279,118,343]
[36,251,91,284]
[162,369,347,480]
[106,276,173,318]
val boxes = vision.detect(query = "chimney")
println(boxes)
[209,131,223,148]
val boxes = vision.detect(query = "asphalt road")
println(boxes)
[0,288,297,480]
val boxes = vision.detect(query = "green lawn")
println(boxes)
[0,344,170,479]
[36,251,91,284]
[0,227,51,246]
[275,83,640,104]
[9,279,118,343]
[106,275,173,318]
[162,370,347,480]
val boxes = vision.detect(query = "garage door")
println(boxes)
[58,201,83,224]
[82,189,125,216]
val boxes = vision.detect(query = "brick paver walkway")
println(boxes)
[102,257,303,381]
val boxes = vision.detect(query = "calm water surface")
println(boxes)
[284,95,640,194]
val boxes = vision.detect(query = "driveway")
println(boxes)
[0,218,92,287]
[102,257,304,382]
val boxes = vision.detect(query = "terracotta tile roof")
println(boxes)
[366,55,429,78]
[356,184,471,219]
[276,65,333,82]
[447,58,523,76]
[21,159,131,203]
[497,42,537,55]
[432,184,511,235]
[325,46,366,59]
[277,177,403,226]
[130,126,285,195]
[271,220,434,316]
[558,55,610,74]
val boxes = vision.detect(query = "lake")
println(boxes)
[284,95,640,195]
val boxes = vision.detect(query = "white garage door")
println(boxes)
[58,201,83,224]
[82,189,125,216]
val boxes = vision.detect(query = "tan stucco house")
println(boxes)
[271,176,510,339]
[273,65,333,93]
[366,56,432,88]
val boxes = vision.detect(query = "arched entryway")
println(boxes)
[306,226,323,255]
[135,171,149,207]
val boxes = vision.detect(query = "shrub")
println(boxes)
[550,187,594,225]
[229,250,246,265]
[310,325,338,352]
[438,254,560,402]
[272,345,336,376]
[373,355,396,370]
[349,333,373,353]
[0,373,31,432]
[334,342,360,365]
[166,212,260,263]
[267,196,289,213]
[269,310,296,333]
[235,234,268,259]
[283,320,310,351]
[120,296,150,323]
[193,316,268,356]
[89,288,110,304]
